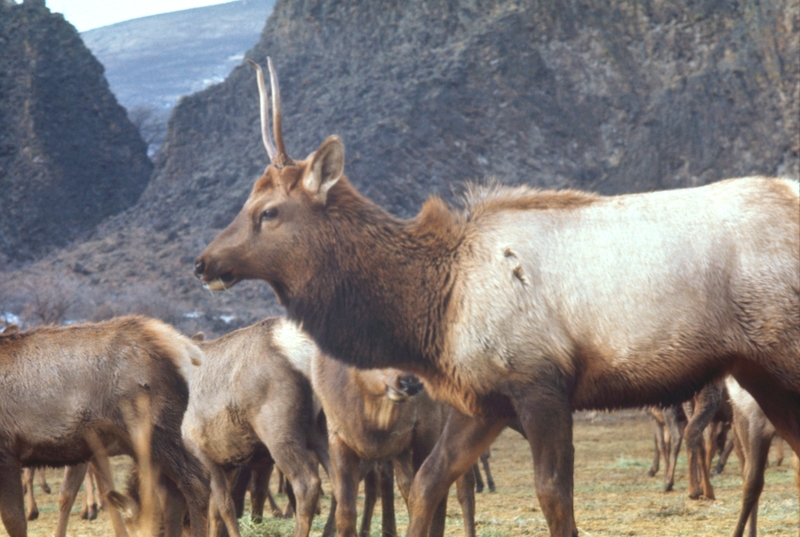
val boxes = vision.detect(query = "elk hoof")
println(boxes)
[80,504,98,520]
[647,468,657,477]
[41,484,52,494]
[488,484,496,493]
[475,484,484,493]
[27,508,39,521]
[688,491,702,500]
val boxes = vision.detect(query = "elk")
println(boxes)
[21,468,50,520]
[311,353,476,537]
[0,316,210,537]
[193,58,800,537]
[725,376,800,537]
[179,316,335,537]
[473,449,495,493]
[647,379,732,498]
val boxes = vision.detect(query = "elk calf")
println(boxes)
[0,316,209,537]
[180,317,334,537]
[312,353,476,537]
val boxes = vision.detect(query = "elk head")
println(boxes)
[353,368,424,429]
[193,58,345,302]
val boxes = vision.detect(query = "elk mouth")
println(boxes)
[203,272,238,292]
[385,385,411,402]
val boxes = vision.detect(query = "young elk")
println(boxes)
[194,58,800,537]
[311,353,476,537]
[180,317,334,537]
[0,316,210,537]
[725,376,800,537]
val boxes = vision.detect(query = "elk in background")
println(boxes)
[312,353,476,537]
[726,376,800,537]
[21,468,50,520]
[473,449,495,493]
[0,316,209,537]
[194,58,800,537]
[180,317,334,537]
[648,379,733,498]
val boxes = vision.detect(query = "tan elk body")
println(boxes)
[180,317,333,537]
[0,316,210,537]
[194,59,800,537]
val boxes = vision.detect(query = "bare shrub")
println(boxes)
[0,272,98,327]
[92,283,180,326]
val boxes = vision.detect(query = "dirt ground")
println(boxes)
[10,411,797,537]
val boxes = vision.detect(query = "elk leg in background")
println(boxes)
[406,411,508,537]
[684,382,721,500]
[22,468,38,521]
[662,406,686,492]
[80,465,100,520]
[250,456,282,520]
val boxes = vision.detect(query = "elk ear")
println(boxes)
[303,135,344,204]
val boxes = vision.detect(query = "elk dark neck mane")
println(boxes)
[285,177,464,379]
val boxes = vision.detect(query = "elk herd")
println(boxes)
[2,58,798,537]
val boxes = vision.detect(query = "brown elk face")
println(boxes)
[355,369,424,403]
[193,59,344,298]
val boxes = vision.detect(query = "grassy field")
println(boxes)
[10,411,797,537]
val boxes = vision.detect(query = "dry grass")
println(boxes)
[10,411,797,537]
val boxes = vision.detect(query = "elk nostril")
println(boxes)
[399,375,423,396]
[194,260,205,278]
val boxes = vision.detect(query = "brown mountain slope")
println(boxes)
[2,0,797,336]
[0,0,152,262]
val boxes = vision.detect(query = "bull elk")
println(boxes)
[194,58,800,537]
[0,316,210,537]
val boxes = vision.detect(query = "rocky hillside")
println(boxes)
[0,0,152,262]
[2,0,797,336]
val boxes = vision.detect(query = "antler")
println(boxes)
[248,59,278,162]
[267,58,292,167]
[247,58,293,168]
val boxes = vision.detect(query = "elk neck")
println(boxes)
[284,182,464,379]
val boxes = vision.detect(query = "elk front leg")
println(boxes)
[513,385,577,537]
[0,456,26,537]
[406,410,508,537]
[54,463,90,537]
[454,465,476,537]
[329,434,361,537]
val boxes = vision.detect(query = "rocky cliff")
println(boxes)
[2,0,797,334]
[0,0,152,262]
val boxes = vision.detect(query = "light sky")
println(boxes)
[45,0,237,32]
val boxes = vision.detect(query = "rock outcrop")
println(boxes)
[0,0,152,262]
[2,0,797,334]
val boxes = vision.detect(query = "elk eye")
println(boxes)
[260,207,279,222]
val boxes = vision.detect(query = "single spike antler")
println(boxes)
[247,58,293,168]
